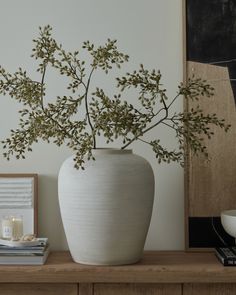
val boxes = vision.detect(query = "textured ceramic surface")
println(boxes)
[221,209,236,239]
[58,149,155,265]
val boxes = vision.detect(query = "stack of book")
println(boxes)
[215,247,236,266]
[0,238,50,265]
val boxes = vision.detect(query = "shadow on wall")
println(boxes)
[38,174,68,250]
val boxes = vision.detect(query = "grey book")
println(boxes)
[0,246,50,265]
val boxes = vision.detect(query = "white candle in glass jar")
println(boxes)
[12,216,23,240]
[2,216,13,239]
[1,215,23,240]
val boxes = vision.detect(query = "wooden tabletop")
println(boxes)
[0,251,234,283]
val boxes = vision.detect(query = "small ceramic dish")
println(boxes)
[221,209,236,241]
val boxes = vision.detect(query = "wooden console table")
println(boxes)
[0,251,235,294]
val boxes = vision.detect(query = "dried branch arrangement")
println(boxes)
[0,26,230,168]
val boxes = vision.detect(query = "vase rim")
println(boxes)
[91,148,132,155]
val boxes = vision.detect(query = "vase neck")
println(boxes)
[91,148,132,155]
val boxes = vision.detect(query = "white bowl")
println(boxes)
[221,210,236,239]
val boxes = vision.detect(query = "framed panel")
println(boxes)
[0,174,38,237]
[184,0,236,250]
[94,283,182,295]
[0,284,77,295]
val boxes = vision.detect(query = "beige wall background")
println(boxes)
[0,0,184,250]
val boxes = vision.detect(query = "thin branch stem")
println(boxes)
[65,56,87,89]
[161,121,177,131]
[137,138,152,145]
[85,68,96,148]
[121,96,169,149]
[40,65,47,110]
[167,93,180,109]
[39,64,79,143]
[154,107,165,117]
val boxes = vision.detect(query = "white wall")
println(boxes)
[0,0,184,250]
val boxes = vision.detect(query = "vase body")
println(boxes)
[58,149,155,265]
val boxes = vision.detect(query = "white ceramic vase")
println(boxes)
[58,149,155,265]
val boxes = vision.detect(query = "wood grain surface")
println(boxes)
[0,283,77,295]
[94,283,181,295]
[183,283,236,295]
[186,61,236,217]
[0,251,234,284]
[79,283,93,295]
